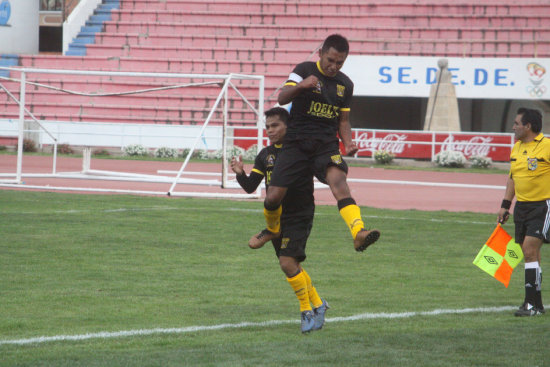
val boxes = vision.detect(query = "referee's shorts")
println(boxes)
[513,200,550,244]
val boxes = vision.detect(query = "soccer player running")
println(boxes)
[249,34,380,252]
[231,107,329,333]
[498,108,549,316]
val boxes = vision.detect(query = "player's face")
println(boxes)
[265,116,287,145]
[513,114,530,141]
[318,47,347,77]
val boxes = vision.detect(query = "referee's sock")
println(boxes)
[536,266,544,309]
[287,270,311,312]
[302,268,323,309]
[525,262,539,308]
[263,203,282,234]
[338,197,364,239]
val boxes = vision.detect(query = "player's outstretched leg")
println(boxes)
[338,198,380,252]
[249,203,282,249]
[353,229,381,252]
[248,228,279,249]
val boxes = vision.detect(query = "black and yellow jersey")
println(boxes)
[235,144,314,219]
[284,60,354,141]
[510,133,550,202]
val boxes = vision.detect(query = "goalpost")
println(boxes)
[0,66,265,198]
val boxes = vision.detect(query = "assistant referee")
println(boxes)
[498,107,550,316]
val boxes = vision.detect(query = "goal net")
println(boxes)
[0,66,265,198]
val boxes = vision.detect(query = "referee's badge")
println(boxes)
[527,157,538,171]
[331,154,343,164]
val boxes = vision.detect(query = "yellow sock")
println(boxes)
[302,268,323,309]
[287,271,311,312]
[339,204,364,239]
[264,205,282,233]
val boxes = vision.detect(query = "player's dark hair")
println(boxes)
[321,34,349,54]
[265,107,289,125]
[517,107,543,133]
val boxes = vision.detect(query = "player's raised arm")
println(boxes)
[231,155,264,194]
[278,75,319,106]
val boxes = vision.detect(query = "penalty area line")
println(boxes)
[0,306,515,346]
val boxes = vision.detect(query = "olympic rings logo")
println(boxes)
[527,85,547,98]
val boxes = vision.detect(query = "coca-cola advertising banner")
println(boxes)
[342,56,549,100]
[234,127,520,162]
[350,130,515,161]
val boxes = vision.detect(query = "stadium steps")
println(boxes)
[5,89,256,109]
[81,37,549,60]
[100,14,550,35]
[20,54,293,75]
[91,28,550,48]
[0,110,254,126]
[0,54,19,77]
[0,101,258,122]
[117,0,550,14]
[2,0,549,128]
[65,0,121,56]
[104,9,550,28]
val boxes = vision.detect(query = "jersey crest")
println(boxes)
[314,80,323,94]
[337,84,345,97]
[331,154,343,164]
[266,154,276,167]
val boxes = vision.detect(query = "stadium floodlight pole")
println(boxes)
[167,76,232,196]
[15,71,26,184]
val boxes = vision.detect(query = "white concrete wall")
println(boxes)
[0,119,225,151]
[0,0,39,54]
[63,0,102,54]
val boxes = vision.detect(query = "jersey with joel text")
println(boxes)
[284,61,353,141]
[509,133,550,202]
[252,144,314,218]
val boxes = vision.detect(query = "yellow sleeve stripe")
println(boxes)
[251,168,264,176]
[284,82,297,86]
[341,107,351,112]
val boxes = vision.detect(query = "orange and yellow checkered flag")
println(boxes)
[473,224,523,287]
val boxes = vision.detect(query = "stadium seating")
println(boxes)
[1,0,549,126]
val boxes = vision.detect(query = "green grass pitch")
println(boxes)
[0,190,548,366]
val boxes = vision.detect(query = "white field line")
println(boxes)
[346,178,505,190]
[0,306,515,346]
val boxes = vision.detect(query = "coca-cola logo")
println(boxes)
[440,135,492,157]
[356,133,407,154]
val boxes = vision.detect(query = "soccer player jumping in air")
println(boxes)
[231,107,329,333]
[249,34,380,252]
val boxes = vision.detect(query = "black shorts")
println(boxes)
[513,200,550,244]
[271,214,313,263]
[269,139,348,187]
